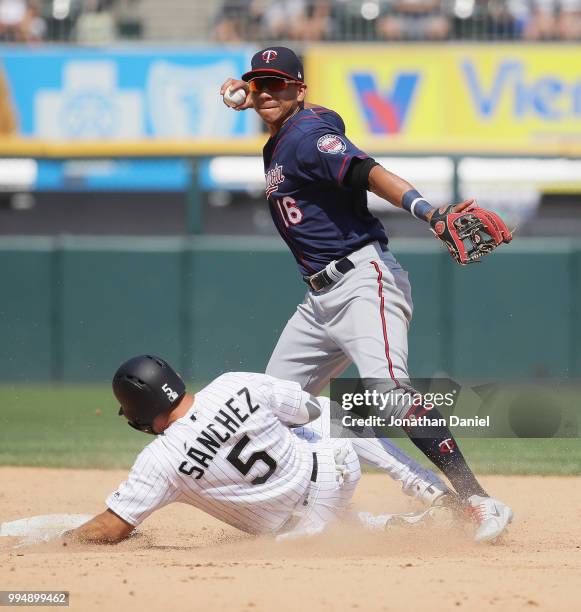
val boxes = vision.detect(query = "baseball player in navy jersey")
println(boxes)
[220,47,514,542]
[62,355,442,545]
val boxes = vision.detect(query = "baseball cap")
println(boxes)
[242,47,304,83]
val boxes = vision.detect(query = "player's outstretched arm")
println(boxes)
[366,164,471,217]
[366,164,511,264]
[63,509,134,544]
[367,164,416,209]
[220,78,253,110]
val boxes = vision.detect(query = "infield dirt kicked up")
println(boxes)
[1,469,579,612]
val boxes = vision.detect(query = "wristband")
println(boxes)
[401,189,434,221]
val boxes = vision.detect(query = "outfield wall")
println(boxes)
[0,237,576,383]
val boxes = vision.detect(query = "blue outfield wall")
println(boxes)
[0,237,576,383]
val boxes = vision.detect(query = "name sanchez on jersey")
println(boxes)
[178,386,260,480]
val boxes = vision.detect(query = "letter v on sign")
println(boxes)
[351,72,419,134]
[461,60,521,118]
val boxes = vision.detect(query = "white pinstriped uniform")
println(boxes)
[106,372,360,536]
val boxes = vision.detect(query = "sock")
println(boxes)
[400,405,488,499]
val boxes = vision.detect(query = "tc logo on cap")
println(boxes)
[262,50,278,64]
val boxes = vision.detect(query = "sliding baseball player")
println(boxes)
[61,355,454,545]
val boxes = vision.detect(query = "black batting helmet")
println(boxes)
[112,354,186,434]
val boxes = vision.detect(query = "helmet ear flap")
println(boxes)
[118,406,156,434]
[127,420,156,435]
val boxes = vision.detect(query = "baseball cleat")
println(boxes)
[432,490,463,510]
[403,477,451,506]
[357,510,430,531]
[429,491,467,528]
[357,506,455,531]
[466,495,513,542]
[386,509,434,528]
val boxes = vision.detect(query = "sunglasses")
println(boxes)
[248,77,301,93]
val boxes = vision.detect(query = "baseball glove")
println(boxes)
[429,203,512,265]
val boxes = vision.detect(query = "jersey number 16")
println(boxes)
[276,196,303,227]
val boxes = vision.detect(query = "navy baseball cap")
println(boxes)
[242,47,304,83]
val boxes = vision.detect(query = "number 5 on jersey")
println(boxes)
[226,434,277,485]
[276,196,303,227]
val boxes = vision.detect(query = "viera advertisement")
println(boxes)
[306,44,581,153]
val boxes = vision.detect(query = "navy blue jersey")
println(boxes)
[263,105,387,276]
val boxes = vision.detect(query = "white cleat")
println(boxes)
[403,478,451,506]
[466,495,513,542]
[388,508,445,527]
[358,506,452,531]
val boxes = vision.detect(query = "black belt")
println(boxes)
[300,452,318,509]
[278,452,320,533]
[303,257,355,292]
[310,452,318,482]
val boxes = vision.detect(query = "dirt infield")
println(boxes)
[1,468,579,612]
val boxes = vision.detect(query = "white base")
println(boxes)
[0,513,93,546]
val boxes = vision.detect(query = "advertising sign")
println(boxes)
[306,45,581,153]
[0,48,257,140]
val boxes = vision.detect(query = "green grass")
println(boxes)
[382,438,581,476]
[0,385,149,468]
[0,385,580,474]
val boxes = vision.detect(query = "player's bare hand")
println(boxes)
[220,78,253,111]
[449,198,476,214]
[425,198,475,222]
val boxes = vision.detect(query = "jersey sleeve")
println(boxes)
[307,105,346,133]
[106,445,180,527]
[297,128,368,186]
[253,374,307,425]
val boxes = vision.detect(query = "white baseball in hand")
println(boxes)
[223,86,247,108]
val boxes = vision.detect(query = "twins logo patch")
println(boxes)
[317,134,346,154]
[438,438,456,454]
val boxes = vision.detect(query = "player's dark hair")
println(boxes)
[112,354,186,434]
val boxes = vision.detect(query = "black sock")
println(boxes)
[401,406,488,499]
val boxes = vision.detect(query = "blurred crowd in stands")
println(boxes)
[1,0,580,42]
[0,0,44,40]
[0,0,140,42]
[214,0,581,42]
